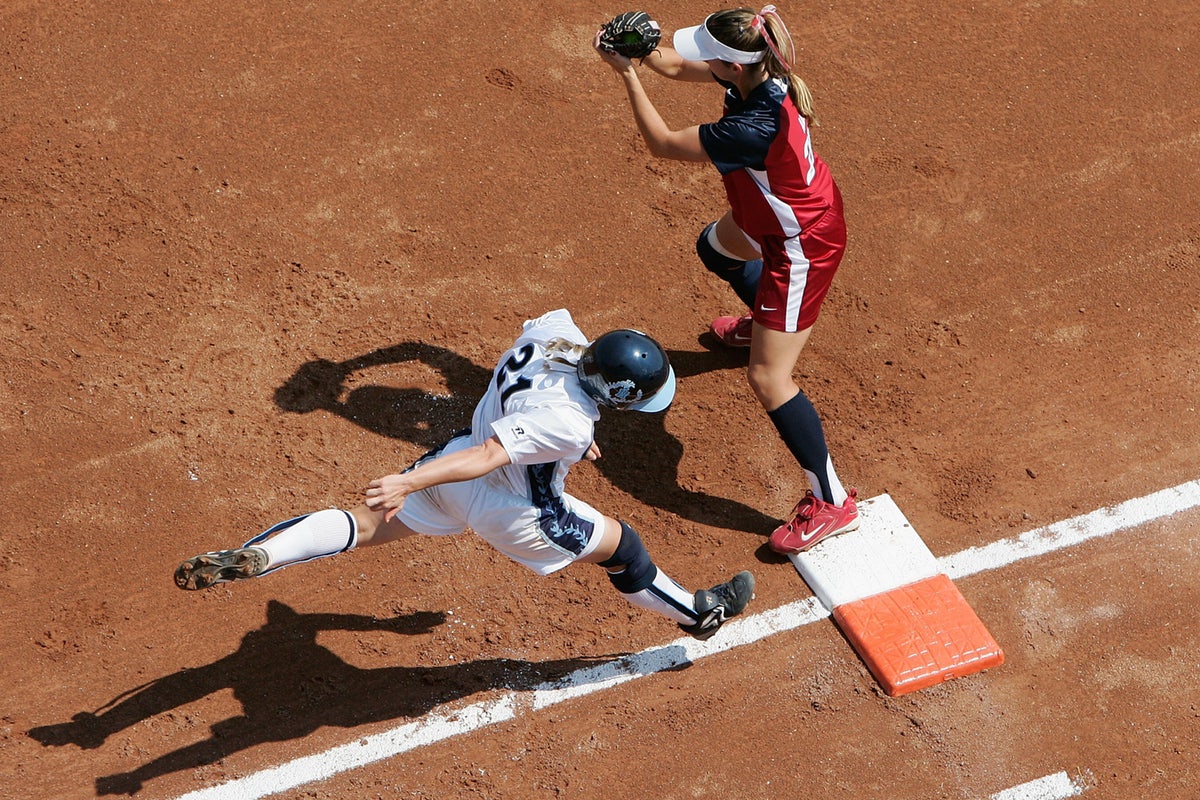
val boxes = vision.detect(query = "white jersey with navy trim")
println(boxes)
[472,309,600,502]
[392,309,607,575]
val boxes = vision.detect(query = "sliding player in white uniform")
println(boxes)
[176,309,754,641]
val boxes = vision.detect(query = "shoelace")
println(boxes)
[789,495,819,527]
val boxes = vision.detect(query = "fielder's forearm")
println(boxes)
[620,69,674,157]
[642,46,712,82]
[618,70,708,162]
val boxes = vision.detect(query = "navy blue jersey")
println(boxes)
[698,77,837,241]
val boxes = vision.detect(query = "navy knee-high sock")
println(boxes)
[767,391,842,504]
[696,223,762,309]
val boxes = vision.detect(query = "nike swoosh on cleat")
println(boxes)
[797,521,837,543]
[796,516,858,544]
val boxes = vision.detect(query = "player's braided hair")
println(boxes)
[544,337,589,367]
[706,6,818,126]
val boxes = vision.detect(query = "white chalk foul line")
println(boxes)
[176,700,518,800]
[940,478,1200,580]
[173,479,1200,800]
[991,770,1089,800]
[175,597,831,800]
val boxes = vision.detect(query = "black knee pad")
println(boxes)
[696,222,743,276]
[599,521,656,593]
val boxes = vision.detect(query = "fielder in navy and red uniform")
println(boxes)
[174,310,753,641]
[595,5,860,553]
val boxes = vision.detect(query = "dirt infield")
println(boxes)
[3,1,1199,798]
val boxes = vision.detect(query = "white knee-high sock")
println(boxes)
[617,567,699,625]
[804,455,848,506]
[247,508,357,571]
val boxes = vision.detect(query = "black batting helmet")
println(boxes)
[577,329,676,412]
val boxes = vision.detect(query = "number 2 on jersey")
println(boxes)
[496,343,535,409]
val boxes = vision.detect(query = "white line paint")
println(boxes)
[991,770,1088,799]
[940,478,1200,580]
[176,699,519,800]
[172,481,1200,799]
[532,595,828,710]
[174,597,832,800]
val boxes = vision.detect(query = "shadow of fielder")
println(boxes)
[27,601,618,796]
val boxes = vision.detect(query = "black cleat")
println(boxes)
[174,547,268,590]
[679,570,755,641]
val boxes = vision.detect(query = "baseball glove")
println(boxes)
[600,11,661,60]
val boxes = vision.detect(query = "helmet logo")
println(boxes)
[604,379,642,407]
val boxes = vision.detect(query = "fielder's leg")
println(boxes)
[696,221,762,309]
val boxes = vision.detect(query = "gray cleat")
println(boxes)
[174,547,268,590]
[679,570,755,641]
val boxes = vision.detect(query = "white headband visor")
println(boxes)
[673,15,766,64]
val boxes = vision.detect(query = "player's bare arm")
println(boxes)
[641,45,714,82]
[625,78,707,161]
[594,31,708,162]
[365,436,511,521]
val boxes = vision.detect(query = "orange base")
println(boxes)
[832,573,1004,696]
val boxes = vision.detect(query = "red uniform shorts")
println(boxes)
[751,202,847,334]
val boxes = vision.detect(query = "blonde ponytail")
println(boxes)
[708,6,819,126]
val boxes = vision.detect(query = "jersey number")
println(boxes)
[496,343,535,410]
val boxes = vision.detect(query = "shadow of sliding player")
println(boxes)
[272,341,777,535]
[27,601,620,796]
[592,348,780,534]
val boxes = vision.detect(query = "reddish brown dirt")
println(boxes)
[3,1,1199,798]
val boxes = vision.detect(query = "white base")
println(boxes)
[787,493,940,610]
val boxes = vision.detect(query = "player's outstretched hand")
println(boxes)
[365,474,410,522]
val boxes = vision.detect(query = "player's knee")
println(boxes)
[598,521,656,593]
[747,356,795,394]
[350,507,378,543]
[696,222,744,275]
